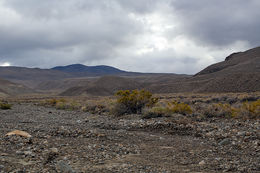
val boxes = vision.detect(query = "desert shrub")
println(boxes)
[45,98,59,106]
[142,100,193,118]
[242,100,260,118]
[44,98,66,107]
[113,89,158,115]
[166,101,192,115]
[0,102,12,110]
[55,101,69,110]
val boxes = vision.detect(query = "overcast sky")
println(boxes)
[0,0,259,74]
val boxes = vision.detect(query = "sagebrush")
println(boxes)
[113,89,158,115]
[0,102,12,110]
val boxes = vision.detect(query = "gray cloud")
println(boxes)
[0,0,258,73]
[171,0,260,47]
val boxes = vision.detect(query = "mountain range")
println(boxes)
[52,64,129,76]
[0,46,259,96]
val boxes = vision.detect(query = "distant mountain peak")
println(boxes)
[52,64,126,76]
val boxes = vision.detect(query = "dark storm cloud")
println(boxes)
[171,0,260,47]
[0,0,143,67]
[0,0,258,73]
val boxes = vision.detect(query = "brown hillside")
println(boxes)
[196,46,260,76]
[150,47,260,93]
[1,47,259,96]
[60,76,144,96]
[34,77,97,92]
[0,78,34,96]
[0,67,73,87]
[60,47,260,95]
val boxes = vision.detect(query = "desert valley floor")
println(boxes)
[0,95,259,173]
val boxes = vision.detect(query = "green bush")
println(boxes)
[113,89,158,115]
[0,102,12,110]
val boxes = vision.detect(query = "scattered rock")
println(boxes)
[50,147,59,154]
[219,138,232,146]
[6,130,32,138]
[45,148,59,164]
[1,102,259,172]
[199,160,206,165]
[56,160,75,173]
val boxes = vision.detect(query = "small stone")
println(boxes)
[50,148,59,153]
[24,151,33,156]
[237,132,246,136]
[56,160,75,173]
[6,130,32,138]
[16,151,24,155]
[45,148,59,164]
[219,138,232,145]
[199,160,206,165]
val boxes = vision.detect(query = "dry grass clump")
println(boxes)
[199,100,260,119]
[38,92,259,119]
[142,106,169,119]
[0,101,12,110]
[42,98,80,111]
[142,100,193,119]
[41,97,112,114]
[200,103,238,118]
[166,101,192,115]
[82,104,108,114]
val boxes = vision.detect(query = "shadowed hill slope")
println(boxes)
[0,67,73,87]
[148,47,260,93]
[192,47,260,92]
[196,47,260,76]
[0,78,34,96]
[60,76,144,96]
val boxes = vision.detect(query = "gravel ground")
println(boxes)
[0,103,259,172]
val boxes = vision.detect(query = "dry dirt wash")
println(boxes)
[0,103,259,172]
